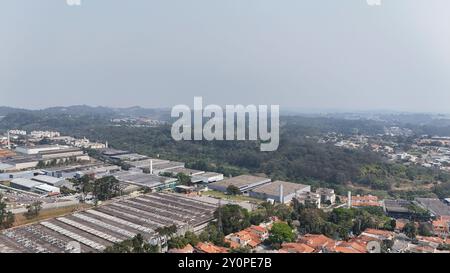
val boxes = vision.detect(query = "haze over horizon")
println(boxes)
[2,0,450,113]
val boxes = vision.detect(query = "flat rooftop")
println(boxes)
[126,158,170,168]
[10,178,42,189]
[17,145,62,149]
[195,172,223,178]
[251,181,310,196]
[31,175,64,185]
[110,153,149,161]
[163,167,204,176]
[114,171,177,188]
[3,156,40,164]
[209,175,271,190]
[152,161,185,171]
[384,199,412,213]
[101,148,130,156]
[44,163,113,173]
[39,148,82,155]
[0,192,216,253]
[34,184,59,193]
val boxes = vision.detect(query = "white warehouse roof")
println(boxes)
[10,178,43,189]
[31,175,64,186]
[34,184,60,193]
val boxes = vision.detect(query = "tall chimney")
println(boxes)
[347,191,352,209]
[7,130,10,150]
[150,160,153,175]
[279,184,284,204]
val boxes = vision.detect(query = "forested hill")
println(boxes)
[0,105,171,124]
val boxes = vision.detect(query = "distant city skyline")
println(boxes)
[2,0,450,113]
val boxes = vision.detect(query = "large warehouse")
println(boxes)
[113,171,177,191]
[249,180,311,204]
[15,145,65,155]
[31,175,67,187]
[208,175,271,193]
[10,178,60,195]
[0,192,217,253]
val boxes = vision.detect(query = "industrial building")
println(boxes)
[10,178,43,191]
[208,175,271,193]
[100,148,131,157]
[415,198,450,219]
[39,148,87,161]
[113,171,177,191]
[123,158,186,175]
[0,170,44,181]
[0,192,217,253]
[0,163,15,172]
[0,157,40,171]
[151,161,185,175]
[315,188,336,204]
[191,172,224,184]
[15,145,67,155]
[125,158,169,169]
[10,178,60,195]
[43,163,120,179]
[161,167,204,177]
[110,153,149,162]
[296,192,321,208]
[0,146,90,172]
[249,181,311,204]
[384,199,415,219]
[31,175,67,187]
[33,184,61,195]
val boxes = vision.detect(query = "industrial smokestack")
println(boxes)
[7,130,10,150]
[347,191,352,209]
[150,160,153,175]
[279,184,284,204]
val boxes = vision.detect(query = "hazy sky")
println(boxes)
[1,0,450,112]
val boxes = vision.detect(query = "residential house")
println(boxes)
[298,234,336,253]
[280,243,315,253]
[225,225,269,249]
[195,242,229,253]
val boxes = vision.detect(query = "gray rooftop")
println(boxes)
[210,175,271,190]
[384,199,412,213]
[114,171,176,188]
[152,161,185,171]
[110,153,149,161]
[415,198,450,218]
[10,178,42,189]
[251,181,310,196]
[31,175,64,185]
[126,158,170,168]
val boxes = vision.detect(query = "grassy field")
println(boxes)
[204,190,263,204]
[13,204,92,227]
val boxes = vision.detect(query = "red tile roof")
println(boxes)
[336,241,367,254]
[281,243,315,253]
[195,242,229,253]
[299,234,336,252]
